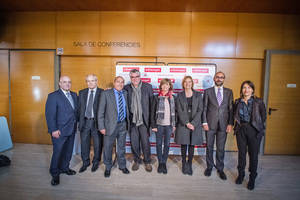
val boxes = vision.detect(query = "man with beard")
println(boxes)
[202,71,234,180]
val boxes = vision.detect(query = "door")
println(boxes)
[10,50,55,144]
[264,51,300,154]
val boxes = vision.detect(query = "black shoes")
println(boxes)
[204,168,212,177]
[61,169,76,175]
[104,169,111,178]
[247,173,257,190]
[186,163,193,176]
[182,162,187,175]
[91,163,99,172]
[119,167,130,174]
[51,176,60,186]
[162,163,167,174]
[235,173,245,184]
[79,164,90,173]
[218,171,227,180]
[157,163,163,173]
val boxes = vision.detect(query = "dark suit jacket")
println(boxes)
[175,91,203,145]
[78,87,104,132]
[202,87,234,131]
[124,82,153,128]
[97,89,130,136]
[45,89,78,136]
[233,97,266,137]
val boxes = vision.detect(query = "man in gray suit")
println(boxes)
[202,71,234,180]
[124,69,153,172]
[78,74,104,173]
[98,76,130,178]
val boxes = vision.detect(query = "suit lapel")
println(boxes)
[181,92,188,110]
[211,87,219,106]
[59,89,74,110]
[192,92,197,116]
[221,88,227,106]
[109,89,118,112]
[82,89,88,111]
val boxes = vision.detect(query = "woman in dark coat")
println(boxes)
[175,76,203,175]
[151,78,176,175]
[233,80,266,190]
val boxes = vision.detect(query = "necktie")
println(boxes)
[217,88,223,106]
[66,92,74,109]
[118,91,125,122]
[85,90,94,118]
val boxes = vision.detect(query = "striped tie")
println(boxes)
[118,91,125,122]
[217,87,223,106]
[66,92,74,109]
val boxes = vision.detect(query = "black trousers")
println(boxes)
[130,124,151,164]
[80,118,103,166]
[205,126,227,171]
[236,123,262,176]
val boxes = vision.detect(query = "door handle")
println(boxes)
[268,108,278,115]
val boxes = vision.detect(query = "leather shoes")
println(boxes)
[218,171,227,180]
[62,169,76,175]
[235,174,245,184]
[132,162,139,171]
[157,163,163,173]
[145,164,152,172]
[51,176,60,186]
[91,163,99,172]
[204,168,212,177]
[79,164,90,173]
[104,169,111,178]
[162,163,167,174]
[119,168,130,174]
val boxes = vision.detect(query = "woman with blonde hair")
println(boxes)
[151,78,176,174]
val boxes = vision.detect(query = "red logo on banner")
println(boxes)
[158,78,175,83]
[145,68,161,72]
[170,68,186,73]
[193,79,199,83]
[123,67,140,72]
[141,78,151,83]
[192,68,209,73]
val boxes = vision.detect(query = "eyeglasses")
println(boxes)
[130,76,140,79]
[215,76,225,79]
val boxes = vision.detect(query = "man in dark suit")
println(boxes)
[98,76,130,178]
[45,76,78,186]
[78,74,104,173]
[202,71,234,180]
[124,69,153,172]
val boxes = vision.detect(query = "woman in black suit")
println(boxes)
[175,76,203,175]
[233,80,266,190]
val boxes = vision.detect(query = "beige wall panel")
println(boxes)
[14,12,55,49]
[190,12,237,58]
[0,51,9,120]
[0,13,16,48]
[144,12,191,56]
[100,12,145,56]
[10,51,54,144]
[282,15,300,50]
[56,12,101,55]
[158,57,263,151]
[236,13,283,59]
[61,56,113,92]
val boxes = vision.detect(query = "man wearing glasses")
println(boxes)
[202,71,234,180]
[124,69,153,172]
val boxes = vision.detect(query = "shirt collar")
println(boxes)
[114,88,123,94]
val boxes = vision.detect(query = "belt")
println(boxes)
[85,117,94,120]
[117,120,126,124]
[240,121,250,125]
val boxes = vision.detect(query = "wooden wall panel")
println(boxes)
[0,50,9,120]
[56,12,101,55]
[0,13,15,48]
[236,13,283,59]
[14,12,55,49]
[10,51,54,144]
[157,57,263,151]
[99,12,145,56]
[144,12,191,56]
[282,15,300,50]
[190,12,237,58]
[61,56,157,92]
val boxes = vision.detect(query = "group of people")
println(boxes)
[45,69,266,191]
